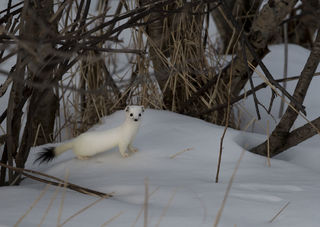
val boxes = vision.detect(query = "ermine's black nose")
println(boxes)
[134,119,138,122]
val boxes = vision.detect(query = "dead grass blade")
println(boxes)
[242,117,256,132]
[57,169,69,226]
[60,194,111,226]
[155,188,177,227]
[170,147,193,159]
[38,185,61,227]
[14,184,50,227]
[213,149,245,227]
[101,211,124,227]
[131,186,160,227]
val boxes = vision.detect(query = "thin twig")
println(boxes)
[279,22,288,118]
[82,46,145,54]
[216,29,240,182]
[241,37,260,120]
[269,201,290,223]
[213,150,245,227]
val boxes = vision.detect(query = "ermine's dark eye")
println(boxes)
[139,113,141,117]
[130,113,133,117]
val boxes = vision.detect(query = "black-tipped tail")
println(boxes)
[34,147,56,164]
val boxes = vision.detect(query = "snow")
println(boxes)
[0,108,320,227]
[1,2,320,226]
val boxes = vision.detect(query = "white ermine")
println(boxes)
[35,105,144,164]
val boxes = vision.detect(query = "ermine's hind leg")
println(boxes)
[128,144,138,153]
[118,143,129,158]
[77,155,90,160]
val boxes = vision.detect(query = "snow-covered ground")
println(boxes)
[1,1,320,225]
[0,105,320,227]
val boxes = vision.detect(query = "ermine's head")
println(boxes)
[125,105,144,123]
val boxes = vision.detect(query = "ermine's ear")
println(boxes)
[142,106,145,113]
[125,106,130,112]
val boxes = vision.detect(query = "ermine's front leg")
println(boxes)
[118,143,129,158]
[128,144,138,153]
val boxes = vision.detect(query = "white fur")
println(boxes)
[54,105,144,159]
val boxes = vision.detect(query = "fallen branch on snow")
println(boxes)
[0,162,113,198]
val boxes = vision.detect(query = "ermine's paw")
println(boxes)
[121,153,129,158]
[129,146,138,153]
[132,148,139,153]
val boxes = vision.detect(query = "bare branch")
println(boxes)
[219,0,306,115]
[196,72,320,116]
[251,28,320,157]
[280,117,320,152]
[0,162,113,198]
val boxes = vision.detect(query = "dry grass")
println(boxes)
[213,149,245,227]
[60,194,110,226]
[133,0,236,125]
[169,147,193,159]
[48,0,245,143]
[57,169,70,226]
[155,188,177,227]
[14,185,50,227]
[57,5,163,139]
[131,186,160,227]
[101,211,124,227]
[38,185,61,227]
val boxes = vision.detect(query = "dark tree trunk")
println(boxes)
[211,0,261,54]
[225,0,299,97]
[2,2,31,185]
[185,0,299,125]
[250,28,320,157]
[287,0,320,49]
[2,0,59,185]
[277,116,320,154]
[16,0,59,169]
